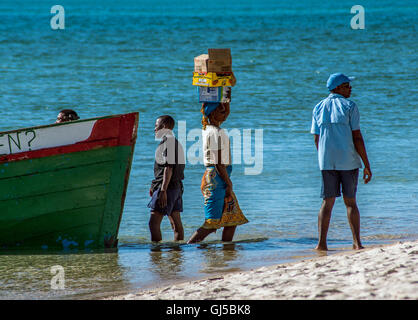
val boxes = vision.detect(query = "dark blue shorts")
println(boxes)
[147,187,183,216]
[321,169,359,199]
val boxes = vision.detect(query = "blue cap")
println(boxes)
[326,73,355,91]
[203,102,220,117]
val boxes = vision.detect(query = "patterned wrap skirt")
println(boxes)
[201,165,249,229]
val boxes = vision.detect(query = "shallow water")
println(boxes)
[0,0,417,299]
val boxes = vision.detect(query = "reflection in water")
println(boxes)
[313,250,329,258]
[149,244,185,282]
[197,243,241,274]
[0,251,130,299]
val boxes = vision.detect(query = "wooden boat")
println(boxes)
[0,112,138,250]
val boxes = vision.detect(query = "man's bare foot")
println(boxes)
[315,245,328,251]
[353,244,364,250]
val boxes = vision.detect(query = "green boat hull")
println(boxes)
[0,144,133,251]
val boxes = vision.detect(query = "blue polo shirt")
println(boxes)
[311,93,362,170]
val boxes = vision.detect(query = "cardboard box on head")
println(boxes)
[198,86,231,103]
[207,48,232,73]
[194,48,232,74]
[192,72,236,87]
[194,54,209,73]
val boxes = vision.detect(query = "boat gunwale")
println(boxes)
[0,112,139,164]
[0,112,138,136]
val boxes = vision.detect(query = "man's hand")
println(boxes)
[314,134,319,150]
[352,130,372,184]
[158,190,168,208]
[363,167,372,184]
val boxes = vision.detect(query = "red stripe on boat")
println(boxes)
[0,113,138,164]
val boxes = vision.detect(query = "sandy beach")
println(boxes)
[108,240,417,300]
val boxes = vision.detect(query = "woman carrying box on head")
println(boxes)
[187,102,248,244]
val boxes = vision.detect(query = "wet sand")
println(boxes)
[107,240,417,300]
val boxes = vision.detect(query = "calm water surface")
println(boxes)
[0,0,417,299]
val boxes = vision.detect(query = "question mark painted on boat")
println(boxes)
[25,130,36,151]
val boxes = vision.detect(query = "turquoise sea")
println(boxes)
[0,0,417,299]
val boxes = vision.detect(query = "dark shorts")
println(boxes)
[147,187,183,216]
[321,169,359,199]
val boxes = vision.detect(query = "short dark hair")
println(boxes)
[158,115,175,130]
[59,109,79,121]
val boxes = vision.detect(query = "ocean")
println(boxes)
[0,0,417,299]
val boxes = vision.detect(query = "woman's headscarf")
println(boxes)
[203,102,220,117]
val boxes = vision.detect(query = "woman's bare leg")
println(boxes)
[222,226,237,242]
[187,227,216,244]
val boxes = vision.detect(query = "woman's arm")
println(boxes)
[214,136,233,197]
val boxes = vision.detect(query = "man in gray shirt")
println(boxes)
[148,115,185,242]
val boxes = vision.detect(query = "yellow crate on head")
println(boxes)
[192,72,236,87]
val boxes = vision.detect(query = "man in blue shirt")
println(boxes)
[311,73,372,251]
